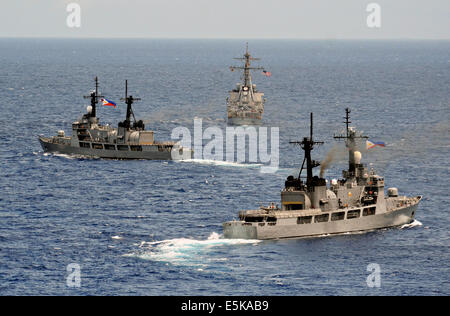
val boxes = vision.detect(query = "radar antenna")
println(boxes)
[83,76,104,118]
[334,108,368,177]
[120,80,141,129]
[290,113,324,186]
[230,43,267,87]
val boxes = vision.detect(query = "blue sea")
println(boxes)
[0,39,448,296]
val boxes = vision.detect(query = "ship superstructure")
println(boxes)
[223,109,422,239]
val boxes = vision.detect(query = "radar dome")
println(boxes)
[86,105,93,114]
[354,151,362,164]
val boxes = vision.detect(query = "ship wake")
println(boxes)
[41,152,99,160]
[124,232,260,268]
[179,159,262,169]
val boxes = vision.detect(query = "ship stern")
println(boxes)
[223,221,257,239]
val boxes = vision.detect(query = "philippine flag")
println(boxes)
[366,140,386,150]
[101,98,116,108]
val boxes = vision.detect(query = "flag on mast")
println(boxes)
[101,98,117,108]
[366,140,385,150]
[262,70,272,77]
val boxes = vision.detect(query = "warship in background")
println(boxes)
[226,44,270,125]
[39,77,190,160]
[223,109,422,239]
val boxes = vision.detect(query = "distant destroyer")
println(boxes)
[223,109,422,239]
[39,77,190,160]
[227,44,269,125]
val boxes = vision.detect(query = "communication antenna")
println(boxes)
[83,76,104,118]
[120,80,141,127]
[334,108,368,176]
[230,43,267,87]
[290,113,324,186]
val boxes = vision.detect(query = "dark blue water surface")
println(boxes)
[0,39,449,295]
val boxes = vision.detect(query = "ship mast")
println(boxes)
[290,113,323,187]
[120,80,141,129]
[230,43,265,87]
[334,108,368,178]
[83,76,104,118]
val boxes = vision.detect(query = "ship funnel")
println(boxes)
[354,151,362,164]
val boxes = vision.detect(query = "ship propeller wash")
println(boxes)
[223,109,422,239]
[39,77,191,160]
[227,44,269,125]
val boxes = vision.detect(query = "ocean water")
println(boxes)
[0,39,448,295]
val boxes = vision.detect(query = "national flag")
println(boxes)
[366,140,385,150]
[101,98,116,108]
[262,70,272,77]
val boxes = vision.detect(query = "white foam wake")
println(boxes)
[124,232,260,267]
[400,219,423,229]
[43,152,98,160]
[179,159,262,169]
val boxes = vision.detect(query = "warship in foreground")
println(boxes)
[223,109,422,239]
[39,77,190,160]
[226,44,269,125]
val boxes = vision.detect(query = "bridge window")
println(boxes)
[285,204,303,211]
[331,212,345,221]
[117,145,129,151]
[314,214,329,223]
[363,207,376,216]
[130,145,142,151]
[297,216,312,224]
[245,216,264,223]
[347,210,361,219]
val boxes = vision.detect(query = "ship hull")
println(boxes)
[223,202,420,240]
[39,136,183,160]
[227,116,262,126]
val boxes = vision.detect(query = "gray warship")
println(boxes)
[223,109,422,239]
[39,77,190,160]
[227,44,269,125]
